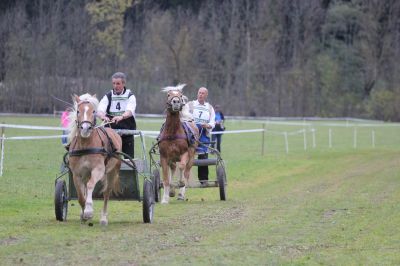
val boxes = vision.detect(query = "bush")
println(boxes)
[366,89,400,121]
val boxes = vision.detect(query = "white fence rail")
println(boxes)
[1,117,400,176]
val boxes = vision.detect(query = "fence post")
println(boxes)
[284,132,289,154]
[0,124,4,177]
[372,130,375,148]
[261,123,265,156]
[353,127,357,149]
[312,128,316,148]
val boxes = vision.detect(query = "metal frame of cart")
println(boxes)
[148,141,227,202]
[54,130,155,223]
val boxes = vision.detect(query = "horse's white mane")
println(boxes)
[161,83,186,93]
[78,93,99,109]
[67,93,99,142]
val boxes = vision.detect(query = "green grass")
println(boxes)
[0,116,399,265]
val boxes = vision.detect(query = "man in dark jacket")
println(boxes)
[97,72,137,157]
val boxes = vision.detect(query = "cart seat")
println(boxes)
[193,158,218,166]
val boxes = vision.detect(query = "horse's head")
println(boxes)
[74,94,99,138]
[166,90,185,113]
[161,84,187,113]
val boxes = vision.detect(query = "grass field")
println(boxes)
[0,116,399,265]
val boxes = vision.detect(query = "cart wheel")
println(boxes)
[152,168,161,203]
[59,162,68,173]
[217,165,227,201]
[55,179,68,221]
[142,179,155,223]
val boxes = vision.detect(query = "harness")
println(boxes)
[157,121,198,145]
[67,127,139,172]
[68,127,117,164]
[158,134,188,142]
[68,147,108,157]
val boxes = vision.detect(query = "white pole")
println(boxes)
[0,134,4,177]
[312,128,316,148]
[329,128,332,148]
[372,130,375,148]
[261,124,266,156]
[353,127,357,148]
[303,129,307,150]
[284,132,289,154]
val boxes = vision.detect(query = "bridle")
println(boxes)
[76,100,97,131]
[166,91,185,113]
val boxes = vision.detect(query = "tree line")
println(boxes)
[1,0,400,121]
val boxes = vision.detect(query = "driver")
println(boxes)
[187,87,215,185]
[97,72,137,157]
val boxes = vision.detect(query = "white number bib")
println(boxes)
[193,105,211,124]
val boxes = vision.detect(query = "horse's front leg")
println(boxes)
[177,152,190,200]
[161,158,171,204]
[83,167,104,221]
[100,191,110,226]
[169,163,177,198]
[100,167,119,226]
[72,174,87,222]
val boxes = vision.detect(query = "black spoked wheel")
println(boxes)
[216,165,227,201]
[152,169,161,203]
[142,179,155,223]
[55,179,68,221]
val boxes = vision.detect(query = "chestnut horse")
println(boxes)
[67,94,122,225]
[158,85,199,203]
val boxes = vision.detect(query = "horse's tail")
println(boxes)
[110,171,121,196]
[101,169,121,197]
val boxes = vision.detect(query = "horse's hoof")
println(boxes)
[83,203,94,220]
[169,189,176,197]
[83,211,93,220]
[80,213,88,223]
[100,219,108,226]
[177,194,185,200]
[161,194,170,204]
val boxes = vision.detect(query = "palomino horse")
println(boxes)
[67,93,122,225]
[158,85,199,203]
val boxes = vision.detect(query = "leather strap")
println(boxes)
[69,148,108,157]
